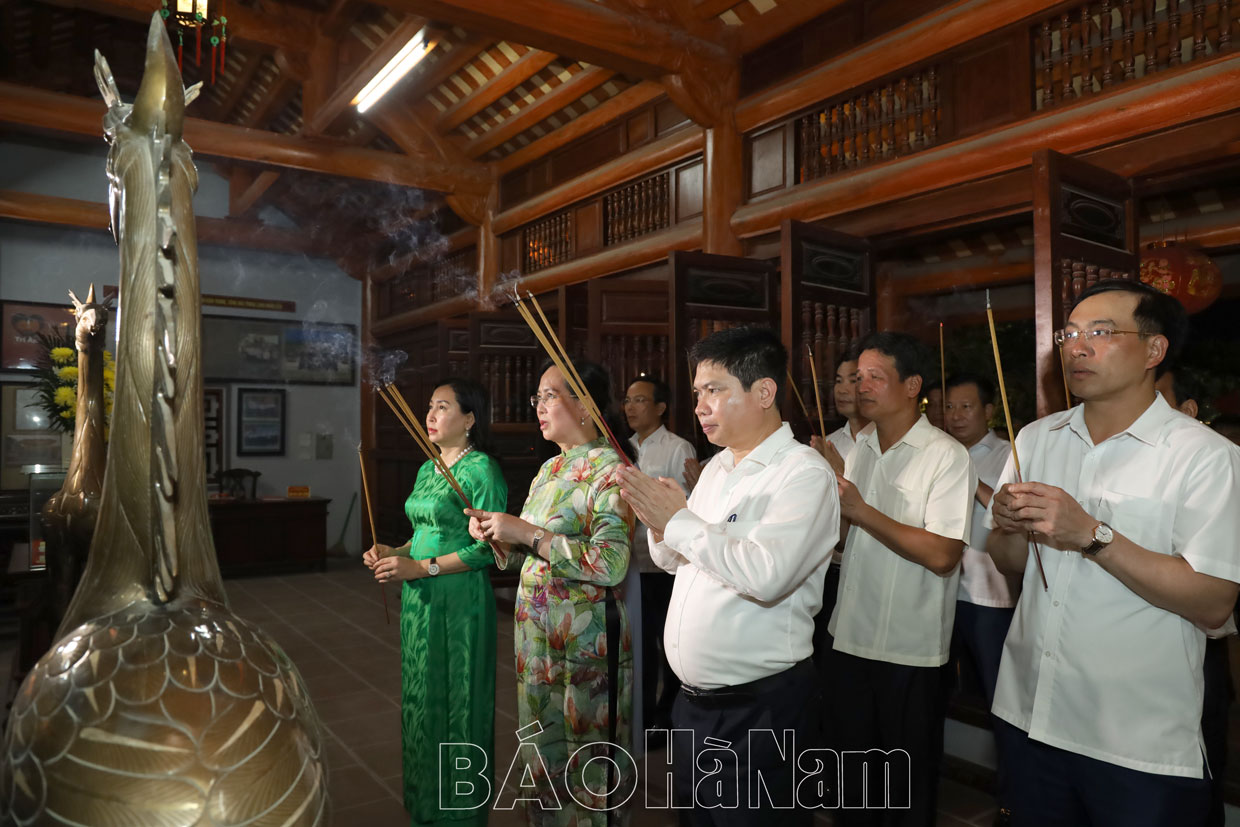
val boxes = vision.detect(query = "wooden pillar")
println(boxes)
[703,112,743,256]
[1031,154,1060,419]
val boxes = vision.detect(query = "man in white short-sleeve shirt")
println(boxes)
[987,280,1240,826]
[828,331,975,827]
[618,325,838,824]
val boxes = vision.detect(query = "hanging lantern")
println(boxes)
[160,0,208,72]
[1139,241,1222,314]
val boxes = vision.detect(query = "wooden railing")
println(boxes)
[521,210,574,275]
[1059,258,1134,308]
[795,67,940,184]
[801,302,868,420]
[602,333,669,399]
[480,354,538,424]
[1033,0,1236,110]
[604,171,670,246]
[431,248,477,302]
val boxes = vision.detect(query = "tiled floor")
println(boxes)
[224,560,1002,827]
[0,559,999,826]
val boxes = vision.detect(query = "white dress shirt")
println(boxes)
[985,395,1240,778]
[958,430,1019,608]
[830,415,976,667]
[824,421,873,565]
[651,422,839,689]
[629,425,696,574]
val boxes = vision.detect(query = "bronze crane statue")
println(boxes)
[1,15,328,826]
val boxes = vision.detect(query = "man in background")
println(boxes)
[624,374,696,733]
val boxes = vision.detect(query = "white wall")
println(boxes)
[1,136,363,556]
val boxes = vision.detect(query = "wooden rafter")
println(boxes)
[463,65,614,158]
[0,81,489,193]
[31,0,315,55]
[201,52,265,122]
[0,189,337,256]
[436,49,558,132]
[366,0,731,80]
[404,32,494,99]
[494,80,665,174]
[365,103,490,197]
[693,0,741,20]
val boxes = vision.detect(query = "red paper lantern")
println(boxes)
[1139,242,1222,314]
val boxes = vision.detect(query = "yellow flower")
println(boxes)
[51,347,75,364]
[103,350,115,365]
[54,386,76,408]
[103,368,116,385]
[57,366,79,383]
[60,409,74,420]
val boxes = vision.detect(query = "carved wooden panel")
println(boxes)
[948,32,1032,138]
[749,125,789,199]
[675,162,704,222]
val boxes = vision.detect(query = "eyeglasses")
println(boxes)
[622,396,651,405]
[530,391,569,409]
[1053,328,1148,347]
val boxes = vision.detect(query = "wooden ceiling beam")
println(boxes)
[495,81,665,174]
[201,51,265,122]
[437,49,558,132]
[31,0,315,55]
[0,81,489,193]
[403,32,494,100]
[367,0,732,80]
[740,0,852,53]
[0,189,336,256]
[693,0,741,20]
[463,65,614,158]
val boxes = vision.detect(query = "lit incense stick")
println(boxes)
[806,346,827,443]
[358,445,390,625]
[986,290,1049,591]
[786,369,816,434]
[939,322,947,425]
[378,385,471,508]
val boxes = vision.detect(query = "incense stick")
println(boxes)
[1058,344,1072,409]
[986,290,1049,591]
[806,346,827,442]
[378,385,472,509]
[939,322,947,425]
[358,445,390,625]
[786,368,815,434]
[514,289,633,465]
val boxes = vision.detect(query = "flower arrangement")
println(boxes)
[31,329,116,439]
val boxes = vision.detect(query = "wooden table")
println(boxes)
[208,497,329,576]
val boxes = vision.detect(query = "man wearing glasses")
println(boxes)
[987,279,1240,825]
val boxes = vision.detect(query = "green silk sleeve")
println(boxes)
[455,454,508,570]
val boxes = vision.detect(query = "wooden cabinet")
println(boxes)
[208,497,329,576]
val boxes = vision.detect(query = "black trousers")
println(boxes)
[1202,636,1233,827]
[811,563,842,676]
[995,718,1210,827]
[669,660,821,827]
[642,571,680,726]
[826,649,944,827]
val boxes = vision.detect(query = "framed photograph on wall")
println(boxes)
[1,382,63,489]
[204,386,226,486]
[203,314,357,385]
[0,301,76,371]
[236,388,285,457]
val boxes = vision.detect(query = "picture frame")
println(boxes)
[203,314,357,386]
[1,382,63,489]
[236,388,285,457]
[204,386,226,485]
[0,301,76,371]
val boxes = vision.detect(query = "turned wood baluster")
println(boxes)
[799,116,813,183]
[837,304,850,360]
[1122,0,1136,79]
[646,178,657,235]
[1143,0,1156,74]
[813,111,825,178]
[926,69,939,144]
[1169,0,1183,65]
[1042,20,1056,107]
[879,84,891,159]
[502,356,512,422]
[831,105,843,172]
[841,101,854,167]
[856,95,867,165]
[489,357,501,420]
[1061,13,1075,100]
[1222,0,1232,52]
[1086,263,1100,288]
[628,183,637,240]
[1101,1,1115,85]
[1060,259,1073,320]
[870,91,881,162]
[823,305,836,419]
[636,180,647,237]
[799,300,812,402]
[854,96,865,166]
[1193,0,1207,58]
[1079,5,1095,95]
[1069,261,1084,300]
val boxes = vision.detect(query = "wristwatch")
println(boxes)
[531,528,546,556]
[427,556,440,576]
[1081,522,1114,556]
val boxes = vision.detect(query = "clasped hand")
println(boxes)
[464,509,534,549]
[363,544,423,582]
[617,465,686,536]
[991,482,1096,550]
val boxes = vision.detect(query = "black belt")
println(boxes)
[680,660,814,708]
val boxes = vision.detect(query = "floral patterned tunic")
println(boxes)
[496,437,634,826]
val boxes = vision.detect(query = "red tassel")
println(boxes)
[177,39,183,71]
[221,37,226,70]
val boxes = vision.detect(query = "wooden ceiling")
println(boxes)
[0,0,835,275]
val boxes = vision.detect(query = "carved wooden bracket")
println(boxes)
[662,59,739,129]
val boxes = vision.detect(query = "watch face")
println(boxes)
[1095,524,1114,544]
[428,561,440,575]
